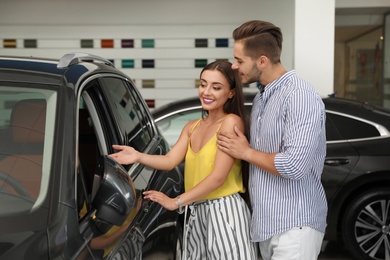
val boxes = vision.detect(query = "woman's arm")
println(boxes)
[143,115,244,210]
[109,120,196,170]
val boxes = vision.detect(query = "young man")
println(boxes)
[217,20,327,260]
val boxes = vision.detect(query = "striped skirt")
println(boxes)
[183,193,257,260]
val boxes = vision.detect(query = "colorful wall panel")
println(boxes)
[3,39,16,48]
[24,39,37,48]
[0,25,258,108]
[101,39,114,48]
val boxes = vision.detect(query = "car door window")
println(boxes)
[99,77,152,152]
[325,112,343,141]
[98,77,158,191]
[326,112,380,140]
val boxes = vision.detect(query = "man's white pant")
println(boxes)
[259,226,324,260]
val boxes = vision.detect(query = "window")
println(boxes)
[99,77,152,151]
[0,86,56,213]
[327,112,380,140]
[325,112,343,141]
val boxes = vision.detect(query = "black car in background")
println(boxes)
[152,94,390,260]
[0,53,183,260]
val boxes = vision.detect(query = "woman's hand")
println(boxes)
[143,190,178,211]
[109,145,140,165]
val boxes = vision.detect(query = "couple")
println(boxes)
[110,20,327,260]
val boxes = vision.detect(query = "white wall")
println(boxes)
[295,0,335,97]
[0,0,334,108]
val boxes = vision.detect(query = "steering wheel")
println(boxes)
[0,171,31,198]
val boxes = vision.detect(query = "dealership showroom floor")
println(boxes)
[318,240,354,260]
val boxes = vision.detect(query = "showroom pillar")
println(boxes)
[294,0,335,97]
[384,13,390,107]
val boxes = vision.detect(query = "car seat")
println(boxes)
[0,99,46,199]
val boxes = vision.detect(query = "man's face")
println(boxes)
[231,41,261,85]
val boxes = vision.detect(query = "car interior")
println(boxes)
[77,108,96,213]
[0,99,46,200]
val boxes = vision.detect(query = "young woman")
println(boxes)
[109,60,257,260]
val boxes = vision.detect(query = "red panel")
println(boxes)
[101,39,114,48]
[145,99,155,108]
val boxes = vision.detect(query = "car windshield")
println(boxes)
[0,85,56,215]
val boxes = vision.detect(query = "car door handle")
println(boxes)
[142,200,152,213]
[141,190,153,213]
[324,158,350,166]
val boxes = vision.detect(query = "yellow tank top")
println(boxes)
[184,116,245,201]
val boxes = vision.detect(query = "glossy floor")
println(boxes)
[318,240,354,260]
[149,240,355,259]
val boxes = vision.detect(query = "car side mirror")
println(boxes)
[92,155,136,233]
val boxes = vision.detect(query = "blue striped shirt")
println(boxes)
[249,70,327,242]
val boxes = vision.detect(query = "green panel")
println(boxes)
[122,59,135,68]
[81,39,94,48]
[142,39,154,48]
[195,59,207,68]
[24,39,37,48]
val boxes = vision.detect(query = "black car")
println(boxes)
[152,93,390,260]
[0,53,183,260]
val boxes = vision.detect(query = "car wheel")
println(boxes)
[342,188,390,260]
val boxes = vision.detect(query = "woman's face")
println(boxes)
[198,69,234,113]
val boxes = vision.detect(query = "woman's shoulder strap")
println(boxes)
[217,114,235,131]
[190,118,202,134]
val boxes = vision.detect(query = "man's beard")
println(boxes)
[243,63,261,85]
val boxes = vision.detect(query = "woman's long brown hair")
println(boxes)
[200,60,251,207]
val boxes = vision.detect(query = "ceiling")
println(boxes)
[335,7,390,42]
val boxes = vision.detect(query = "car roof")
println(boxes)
[0,53,127,89]
[152,92,390,129]
[323,97,390,126]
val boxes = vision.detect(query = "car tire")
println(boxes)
[341,188,390,260]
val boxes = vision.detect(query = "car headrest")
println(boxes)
[10,99,46,144]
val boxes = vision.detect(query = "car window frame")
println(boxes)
[325,110,390,144]
[97,76,157,151]
[76,75,145,257]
